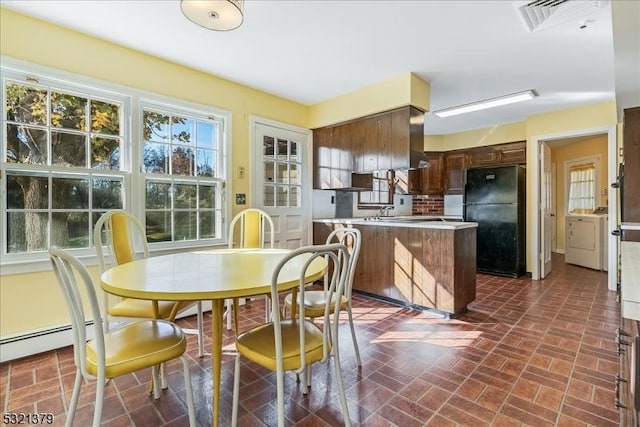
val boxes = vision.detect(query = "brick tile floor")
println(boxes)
[1,254,618,426]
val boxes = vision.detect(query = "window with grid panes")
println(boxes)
[141,104,224,243]
[2,75,126,254]
[262,135,301,207]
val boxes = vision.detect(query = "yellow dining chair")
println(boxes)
[49,247,196,427]
[284,228,362,366]
[231,243,352,427]
[94,210,205,357]
[225,208,275,330]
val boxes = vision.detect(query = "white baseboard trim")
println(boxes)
[0,301,214,363]
[0,323,94,363]
[553,249,566,254]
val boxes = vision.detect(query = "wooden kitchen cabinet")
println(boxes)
[444,152,469,194]
[469,146,501,167]
[623,106,640,241]
[499,141,526,164]
[312,127,332,189]
[419,151,444,194]
[312,106,425,189]
[314,220,477,316]
[469,141,526,168]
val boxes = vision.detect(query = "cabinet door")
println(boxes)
[353,226,383,295]
[445,152,468,194]
[470,146,500,167]
[363,116,378,171]
[500,142,526,164]
[377,114,392,171]
[420,151,443,194]
[350,120,365,172]
[330,124,351,189]
[313,127,332,189]
[391,107,410,169]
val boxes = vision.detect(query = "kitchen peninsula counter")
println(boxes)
[314,216,475,229]
[313,218,477,317]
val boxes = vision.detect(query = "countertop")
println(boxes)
[313,216,477,230]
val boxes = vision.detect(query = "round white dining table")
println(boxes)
[100,248,326,427]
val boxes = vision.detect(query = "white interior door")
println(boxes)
[541,142,553,278]
[251,120,312,248]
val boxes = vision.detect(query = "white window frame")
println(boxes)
[0,58,232,275]
[137,98,229,250]
[564,154,601,215]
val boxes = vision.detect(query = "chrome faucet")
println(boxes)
[377,206,394,218]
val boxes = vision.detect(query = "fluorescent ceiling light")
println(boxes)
[433,90,538,118]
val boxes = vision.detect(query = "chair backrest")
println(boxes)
[270,243,350,369]
[325,228,361,297]
[228,208,275,249]
[94,210,150,273]
[49,247,105,380]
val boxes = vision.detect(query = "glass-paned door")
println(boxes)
[252,121,311,248]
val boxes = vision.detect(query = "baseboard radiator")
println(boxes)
[0,301,212,363]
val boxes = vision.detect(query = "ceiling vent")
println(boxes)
[516,0,607,32]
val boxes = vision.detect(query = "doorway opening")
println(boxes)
[531,125,617,291]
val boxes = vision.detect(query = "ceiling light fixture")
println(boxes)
[433,90,538,118]
[181,0,244,31]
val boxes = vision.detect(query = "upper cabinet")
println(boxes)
[443,141,526,195]
[418,151,444,194]
[469,141,526,168]
[444,152,470,195]
[312,106,425,189]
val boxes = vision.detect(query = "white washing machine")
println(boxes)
[565,214,607,270]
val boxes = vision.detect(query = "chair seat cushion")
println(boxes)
[108,298,183,320]
[284,291,348,318]
[236,320,328,371]
[86,320,186,378]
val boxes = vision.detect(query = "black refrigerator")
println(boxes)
[464,165,526,277]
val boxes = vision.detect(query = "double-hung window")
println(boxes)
[567,161,597,214]
[1,62,230,269]
[2,73,127,257]
[141,102,224,244]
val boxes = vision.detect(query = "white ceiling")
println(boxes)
[2,0,632,135]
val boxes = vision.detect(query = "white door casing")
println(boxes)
[250,117,312,248]
[540,142,552,278]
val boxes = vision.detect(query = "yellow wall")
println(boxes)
[308,72,430,128]
[0,9,310,338]
[0,267,103,336]
[424,121,527,151]
[551,135,609,252]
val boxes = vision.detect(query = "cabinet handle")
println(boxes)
[612,229,621,237]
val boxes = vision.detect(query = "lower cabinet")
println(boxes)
[313,221,477,316]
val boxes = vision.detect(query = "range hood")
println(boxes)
[410,150,430,169]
